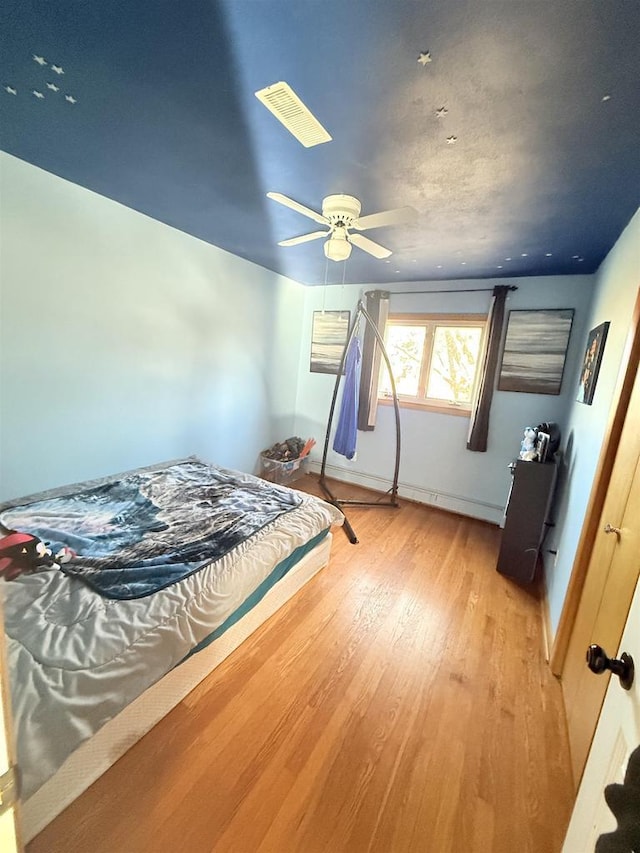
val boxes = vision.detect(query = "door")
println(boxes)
[561,363,640,783]
[562,573,640,850]
[0,599,21,851]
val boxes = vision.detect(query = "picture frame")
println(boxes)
[310,310,351,374]
[498,308,575,395]
[577,321,610,405]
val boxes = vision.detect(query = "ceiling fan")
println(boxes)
[267,192,416,262]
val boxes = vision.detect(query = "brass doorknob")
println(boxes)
[604,523,621,536]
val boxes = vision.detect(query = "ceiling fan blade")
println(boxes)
[278,230,329,247]
[351,206,417,231]
[266,192,329,225]
[349,233,392,259]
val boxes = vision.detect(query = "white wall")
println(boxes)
[545,207,640,636]
[294,275,594,523]
[0,154,305,501]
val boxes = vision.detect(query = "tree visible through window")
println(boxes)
[378,314,486,414]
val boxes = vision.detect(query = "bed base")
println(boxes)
[21,533,333,843]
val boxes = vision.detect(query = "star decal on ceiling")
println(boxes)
[436,107,448,118]
[15,55,76,106]
[446,135,458,144]
[417,51,432,66]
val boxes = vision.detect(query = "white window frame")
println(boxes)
[378,313,487,416]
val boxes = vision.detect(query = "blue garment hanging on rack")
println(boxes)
[333,336,362,460]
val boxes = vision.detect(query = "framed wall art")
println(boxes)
[577,321,609,405]
[498,308,574,395]
[310,310,351,374]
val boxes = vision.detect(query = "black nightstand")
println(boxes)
[496,459,557,583]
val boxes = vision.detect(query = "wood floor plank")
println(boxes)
[27,476,574,853]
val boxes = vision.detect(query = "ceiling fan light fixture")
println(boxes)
[268,192,402,261]
[324,234,352,262]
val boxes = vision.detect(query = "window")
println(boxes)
[378,313,487,415]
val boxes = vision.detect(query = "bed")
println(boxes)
[0,457,343,843]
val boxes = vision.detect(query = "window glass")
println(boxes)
[378,315,486,414]
[427,326,483,403]
[379,325,426,396]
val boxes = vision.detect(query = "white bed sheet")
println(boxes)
[2,469,342,802]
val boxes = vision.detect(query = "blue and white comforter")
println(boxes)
[1,459,304,599]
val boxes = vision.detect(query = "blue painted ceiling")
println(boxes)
[1,1,639,286]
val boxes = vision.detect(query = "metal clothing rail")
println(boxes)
[319,300,402,544]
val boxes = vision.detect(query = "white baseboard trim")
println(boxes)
[308,461,503,525]
[540,572,554,663]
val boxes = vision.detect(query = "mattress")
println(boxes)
[1,460,343,807]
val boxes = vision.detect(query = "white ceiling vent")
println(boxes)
[255,81,332,148]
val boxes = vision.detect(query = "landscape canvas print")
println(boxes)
[498,309,574,395]
[310,311,350,374]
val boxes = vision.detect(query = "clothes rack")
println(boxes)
[319,300,401,544]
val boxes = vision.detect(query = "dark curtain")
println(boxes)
[358,290,390,431]
[467,285,511,452]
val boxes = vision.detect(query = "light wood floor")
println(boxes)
[28,477,574,853]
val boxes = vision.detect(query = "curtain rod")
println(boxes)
[371,285,518,296]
